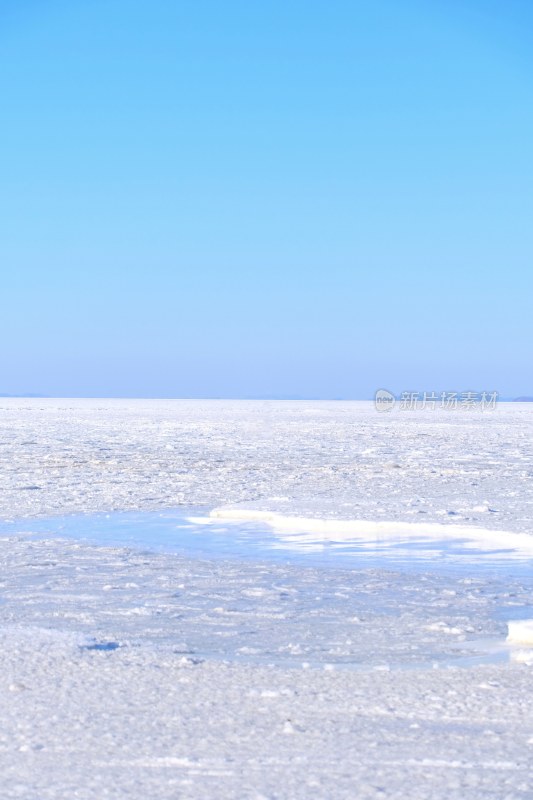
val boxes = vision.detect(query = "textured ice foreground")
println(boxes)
[1,399,533,799]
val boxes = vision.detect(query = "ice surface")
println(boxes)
[4,506,533,572]
[1,398,533,536]
[0,532,533,799]
[1,399,533,799]
[210,507,533,561]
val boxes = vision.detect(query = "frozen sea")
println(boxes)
[1,399,533,799]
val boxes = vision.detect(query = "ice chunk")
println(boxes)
[507,620,533,646]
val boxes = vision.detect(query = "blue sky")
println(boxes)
[1,0,532,398]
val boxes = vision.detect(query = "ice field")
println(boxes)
[1,399,533,799]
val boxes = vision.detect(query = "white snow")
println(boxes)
[507,620,533,645]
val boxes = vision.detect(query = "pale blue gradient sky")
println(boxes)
[1,1,532,397]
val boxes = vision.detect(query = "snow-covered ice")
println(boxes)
[2,398,533,533]
[1,398,533,799]
[507,619,533,646]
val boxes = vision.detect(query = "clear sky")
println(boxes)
[1,0,532,398]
